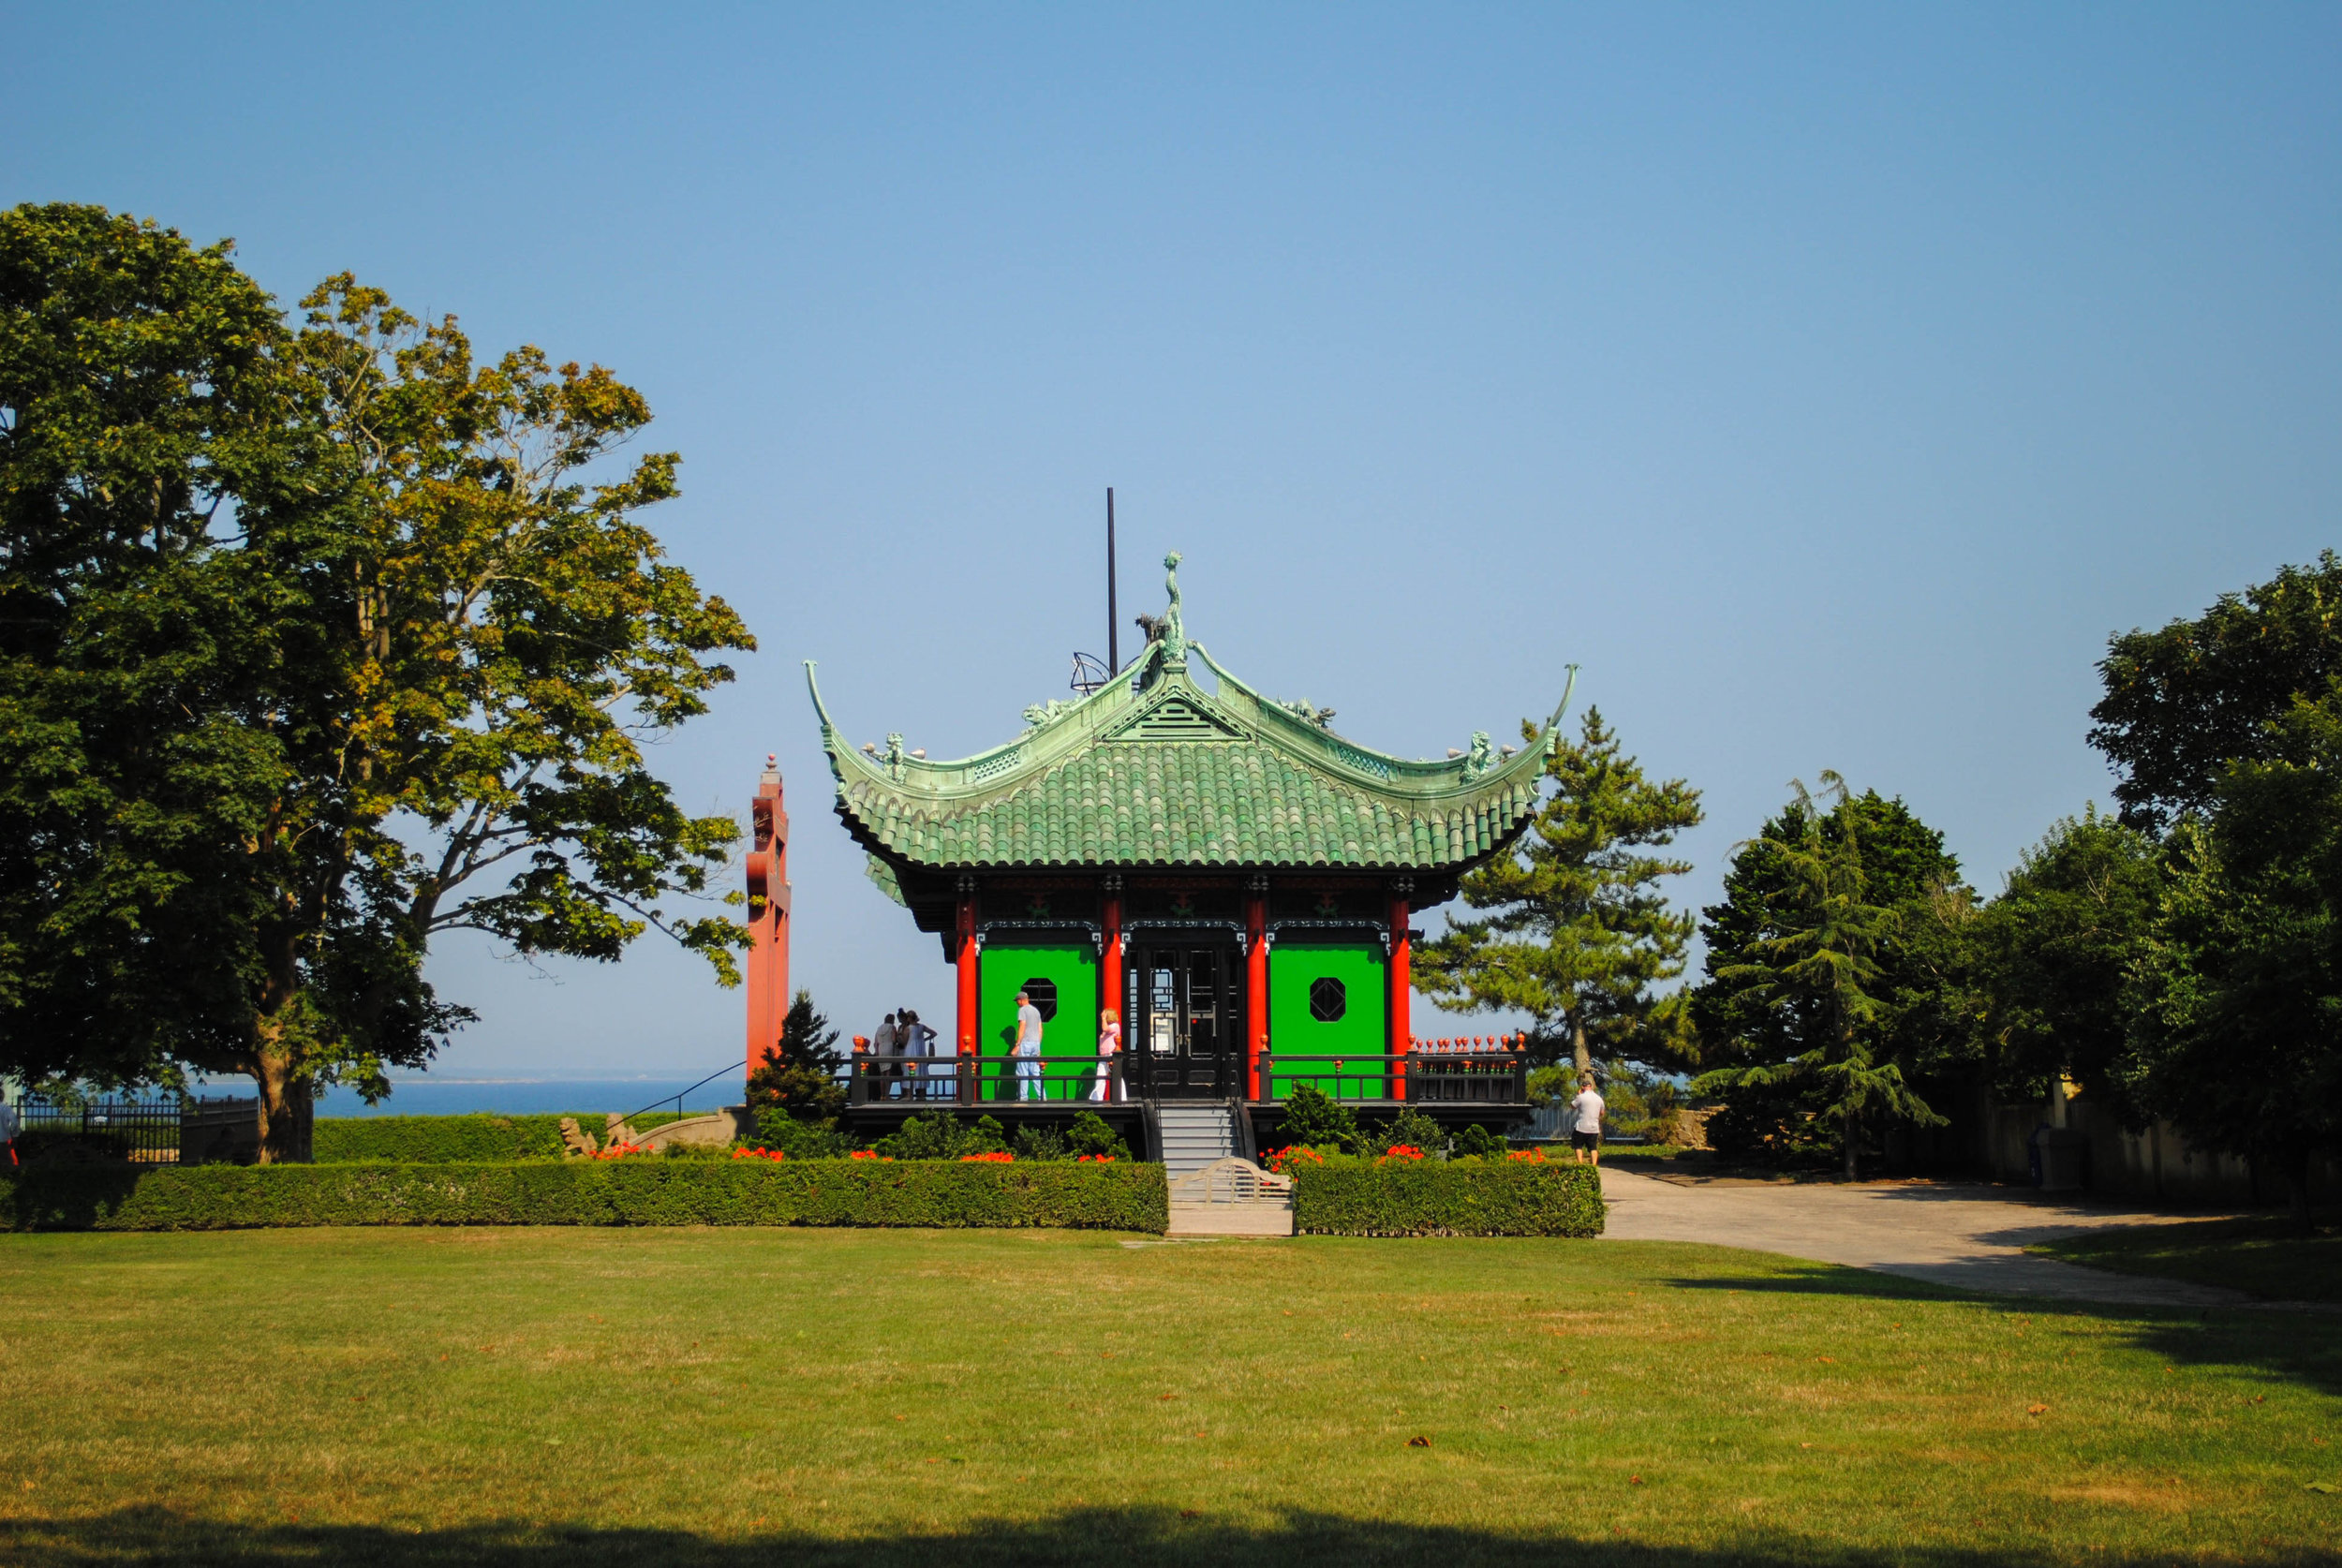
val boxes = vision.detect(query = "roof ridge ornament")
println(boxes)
[1160,551,1187,669]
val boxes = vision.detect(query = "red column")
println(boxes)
[1101,879,1124,1069]
[1387,883,1412,1101]
[955,882,981,1065]
[744,757,790,1098]
[1245,886,1268,1102]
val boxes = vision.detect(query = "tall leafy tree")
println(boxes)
[1693,777,1957,1176]
[0,205,753,1160]
[2121,690,2342,1230]
[0,204,296,1094]
[1415,706,1703,1074]
[1969,806,2163,1114]
[2091,552,2342,833]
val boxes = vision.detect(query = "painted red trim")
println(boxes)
[1101,888,1124,1066]
[1387,894,1411,1100]
[745,762,789,1096]
[1245,890,1268,1102]
[956,889,980,1059]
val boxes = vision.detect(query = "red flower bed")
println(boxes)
[1075,1154,1117,1163]
[956,1151,1014,1163]
[730,1146,787,1162]
[1262,1146,1326,1175]
[1376,1145,1428,1164]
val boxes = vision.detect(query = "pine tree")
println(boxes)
[746,988,846,1119]
[1415,707,1703,1074]
[1693,775,1946,1178]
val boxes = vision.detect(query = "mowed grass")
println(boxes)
[1,1229,2338,1566]
[2035,1215,2342,1305]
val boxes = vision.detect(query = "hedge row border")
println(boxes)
[1290,1161,1605,1236]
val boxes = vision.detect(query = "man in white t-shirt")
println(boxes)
[1567,1076,1606,1166]
[1014,991,1045,1102]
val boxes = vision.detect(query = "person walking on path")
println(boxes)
[1568,1075,1606,1166]
[1089,1008,1122,1102]
[1014,990,1046,1102]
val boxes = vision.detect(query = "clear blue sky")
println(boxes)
[7,4,2338,1080]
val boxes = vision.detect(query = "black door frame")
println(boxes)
[1127,940,1242,1099]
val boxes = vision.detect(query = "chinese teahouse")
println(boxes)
[794,553,1573,1155]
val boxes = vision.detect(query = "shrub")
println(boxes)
[873,1113,1008,1161]
[1012,1123,1066,1161]
[311,1115,574,1162]
[1370,1107,1446,1157]
[0,1160,1168,1234]
[1291,1161,1603,1236]
[752,1112,854,1160]
[1273,1085,1365,1153]
[1452,1123,1505,1159]
[1064,1111,1132,1161]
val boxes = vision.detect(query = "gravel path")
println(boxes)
[1595,1163,2261,1308]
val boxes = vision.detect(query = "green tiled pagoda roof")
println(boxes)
[808,641,1573,874]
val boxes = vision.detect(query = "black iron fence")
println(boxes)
[7,1094,260,1165]
[845,1049,1531,1107]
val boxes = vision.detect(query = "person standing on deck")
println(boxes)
[1567,1075,1606,1166]
[902,1011,938,1100]
[1014,991,1045,1102]
[872,1012,900,1098]
[1089,1008,1122,1102]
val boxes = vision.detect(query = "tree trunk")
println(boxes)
[252,1041,314,1164]
[1571,1013,1592,1077]
[1844,1105,1860,1182]
[2285,1153,2314,1236]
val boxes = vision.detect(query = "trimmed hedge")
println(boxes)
[0,1159,1169,1234]
[1290,1161,1604,1236]
[310,1113,682,1162]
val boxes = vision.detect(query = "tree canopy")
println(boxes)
[0,203,751,1159]
[1692,779,1962,1174]
[1414,706,1702,1074]
[2091,551,2342,834]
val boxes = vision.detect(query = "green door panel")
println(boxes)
[980,940,1100,1103]
[1268,942,1387,1101]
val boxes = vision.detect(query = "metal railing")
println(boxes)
[12,1094,184,1163]
[1257,1051,1529,1104]
[848,1052,1132,1106]
[615,1062,748,1132]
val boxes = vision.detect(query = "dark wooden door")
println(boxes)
[1130,944,1238,1098]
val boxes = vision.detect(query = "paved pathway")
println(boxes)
[1596,1165,2259,1308]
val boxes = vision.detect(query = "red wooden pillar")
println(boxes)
[1387,880,1413,1101]
[1101,876,1124,1067]
[955,879,981,1072]
[1245,881,1269,1102]
[744,756,789,1097]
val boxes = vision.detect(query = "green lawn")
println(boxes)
[2033,1215,2342,1304]
[2,1229,2337,1566]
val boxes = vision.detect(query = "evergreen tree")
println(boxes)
[1415,706,1702,1074]
[1693,776,1955,1176]
[746,988,847,1119]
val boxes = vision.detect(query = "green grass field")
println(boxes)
[2,1229,2337,1566]
[2034,1215,2342,1305]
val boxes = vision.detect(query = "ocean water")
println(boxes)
[304,1078,749,1119]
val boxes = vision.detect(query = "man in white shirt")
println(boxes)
[1567,1076,1606,1166]
[1015,991,1045,1102]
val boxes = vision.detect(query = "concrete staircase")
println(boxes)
[1155,1102,1294,1238]
[1154,1102,1238,1176]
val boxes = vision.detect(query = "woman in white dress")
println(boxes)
[1089,1008,1122,1102]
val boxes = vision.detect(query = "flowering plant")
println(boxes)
[590,1141,648,1161]
[849,1149,893,1161]
[1074,1153,1117,1163]
[1505,1147,1547,1163]
[1262,1145,1326,1175]
[957,1150,1015,1163]
[730,1146,787,1162]
[1376,1144,1428,1164]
